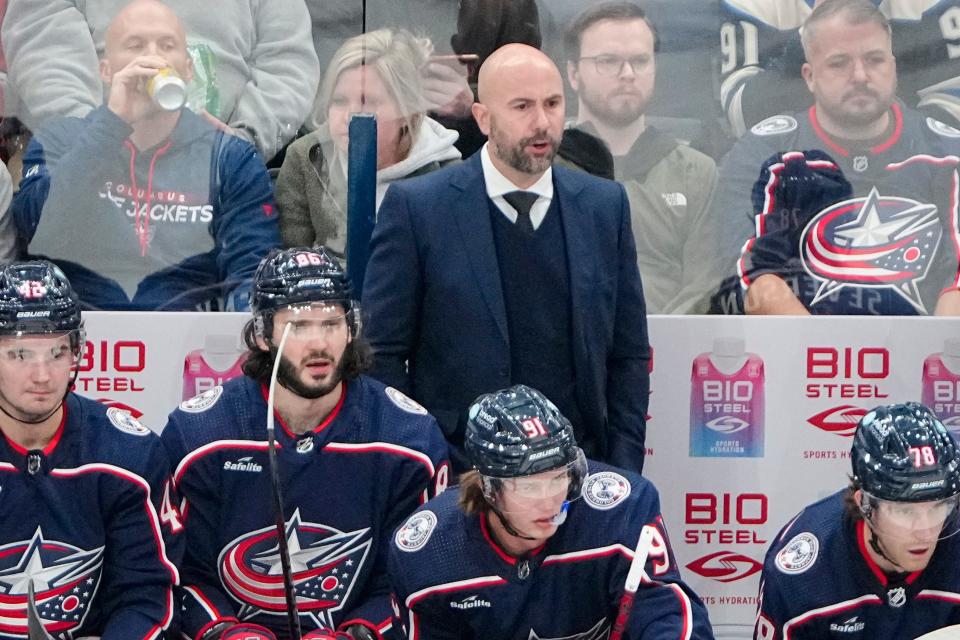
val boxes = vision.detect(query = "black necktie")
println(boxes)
[502,191,539,233]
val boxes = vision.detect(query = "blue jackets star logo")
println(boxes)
[800,187,942,312]
[218,509,371,629]
[0,528,104,637]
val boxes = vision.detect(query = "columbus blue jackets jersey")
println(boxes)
[710,104,960,315]
[755,490,960,639]
[388,462,714,640]
[720,0,960,136]
[162,375,450,640]
[0,393,180,639]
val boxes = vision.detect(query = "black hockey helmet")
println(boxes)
[852,402,960,503]
[0,260,83,350]
[465,385,587,491]
[251,247,359,338]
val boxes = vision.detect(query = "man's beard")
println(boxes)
[276,350,345,399]
[580,84,647,129]
[490,122,560,175]
[826,86,893,130]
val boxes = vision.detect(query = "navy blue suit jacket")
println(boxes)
[362,152,650,473]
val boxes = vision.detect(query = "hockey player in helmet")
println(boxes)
[756,402,960,639]
[162,247,449,640]
[389,384,714,639]
[0,260,181,638]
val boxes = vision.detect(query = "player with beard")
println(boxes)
[565,2,720,314]
[162,247,450,640]
[363,43,650,475]
[755,403,960,639]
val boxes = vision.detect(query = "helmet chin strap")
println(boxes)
[0,366,78,427]
[489,501,570,543]
[866,520,909,574]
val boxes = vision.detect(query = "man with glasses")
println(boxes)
[755,402,960,639]
[162,247,449,639]
[388,384,714,639]
[565,1,720,314]
[0,260,180,638]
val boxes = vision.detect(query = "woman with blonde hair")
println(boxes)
[277,28,461,253]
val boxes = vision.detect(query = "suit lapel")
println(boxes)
[555,167,597,304]
[452,155,509,343]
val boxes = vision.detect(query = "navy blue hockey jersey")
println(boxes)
[756,490,960,639]
[711,104,960,315]
[0,393,180,639]
[162,375,450,640]
[388,462,713,640]
[720,0,960,136]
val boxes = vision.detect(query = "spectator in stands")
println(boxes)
[307,0,541,158]
[565,2,719,313]
[362,44,650,474]
[710,0,960,316]
[719,0,960,139]
[2,0,318,160]
[539,0,723,158]
[11,0,278,311]
[276,29,461,253]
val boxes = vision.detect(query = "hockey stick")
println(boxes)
[267,322,302,640]
[27,580,55,640]
[610,525,656,640]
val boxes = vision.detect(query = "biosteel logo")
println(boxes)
[807,405,867,438]
[686,551,763,583]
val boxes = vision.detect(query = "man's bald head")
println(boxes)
[101,0,192,83]
[477,44,563,105]
[105,0,186,56]
[472,44,565,187]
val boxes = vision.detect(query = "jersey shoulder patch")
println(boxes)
[775,531,819,575]
[385,386,428,415]
[581,471,632,510]
[107,407,151,436]
[179,385,223,413]
[751,114,798,136]
[927,117,960,139]
[395,510,438,552]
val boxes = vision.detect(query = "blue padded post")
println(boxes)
[346,113,377,298]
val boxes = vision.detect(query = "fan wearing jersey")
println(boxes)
[756,403,960,639]
[710,0,960,316]
[162,247,450,640]
[388,384,713,639]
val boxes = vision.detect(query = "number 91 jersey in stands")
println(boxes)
[162,375,450,639]
[388,461,714,640]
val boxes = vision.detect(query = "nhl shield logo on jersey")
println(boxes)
[0,527,104,636]
[751,115,798,136]
[887,586,907,608]
[395,510,437,553]
[385,387,428,415]
[179,385,224,413]
[581,472,631,510]
[775,532,819,575]
[528,618,609,639]
[219,509,372,629]
[106,406,151,436]
[800,187,942,313]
